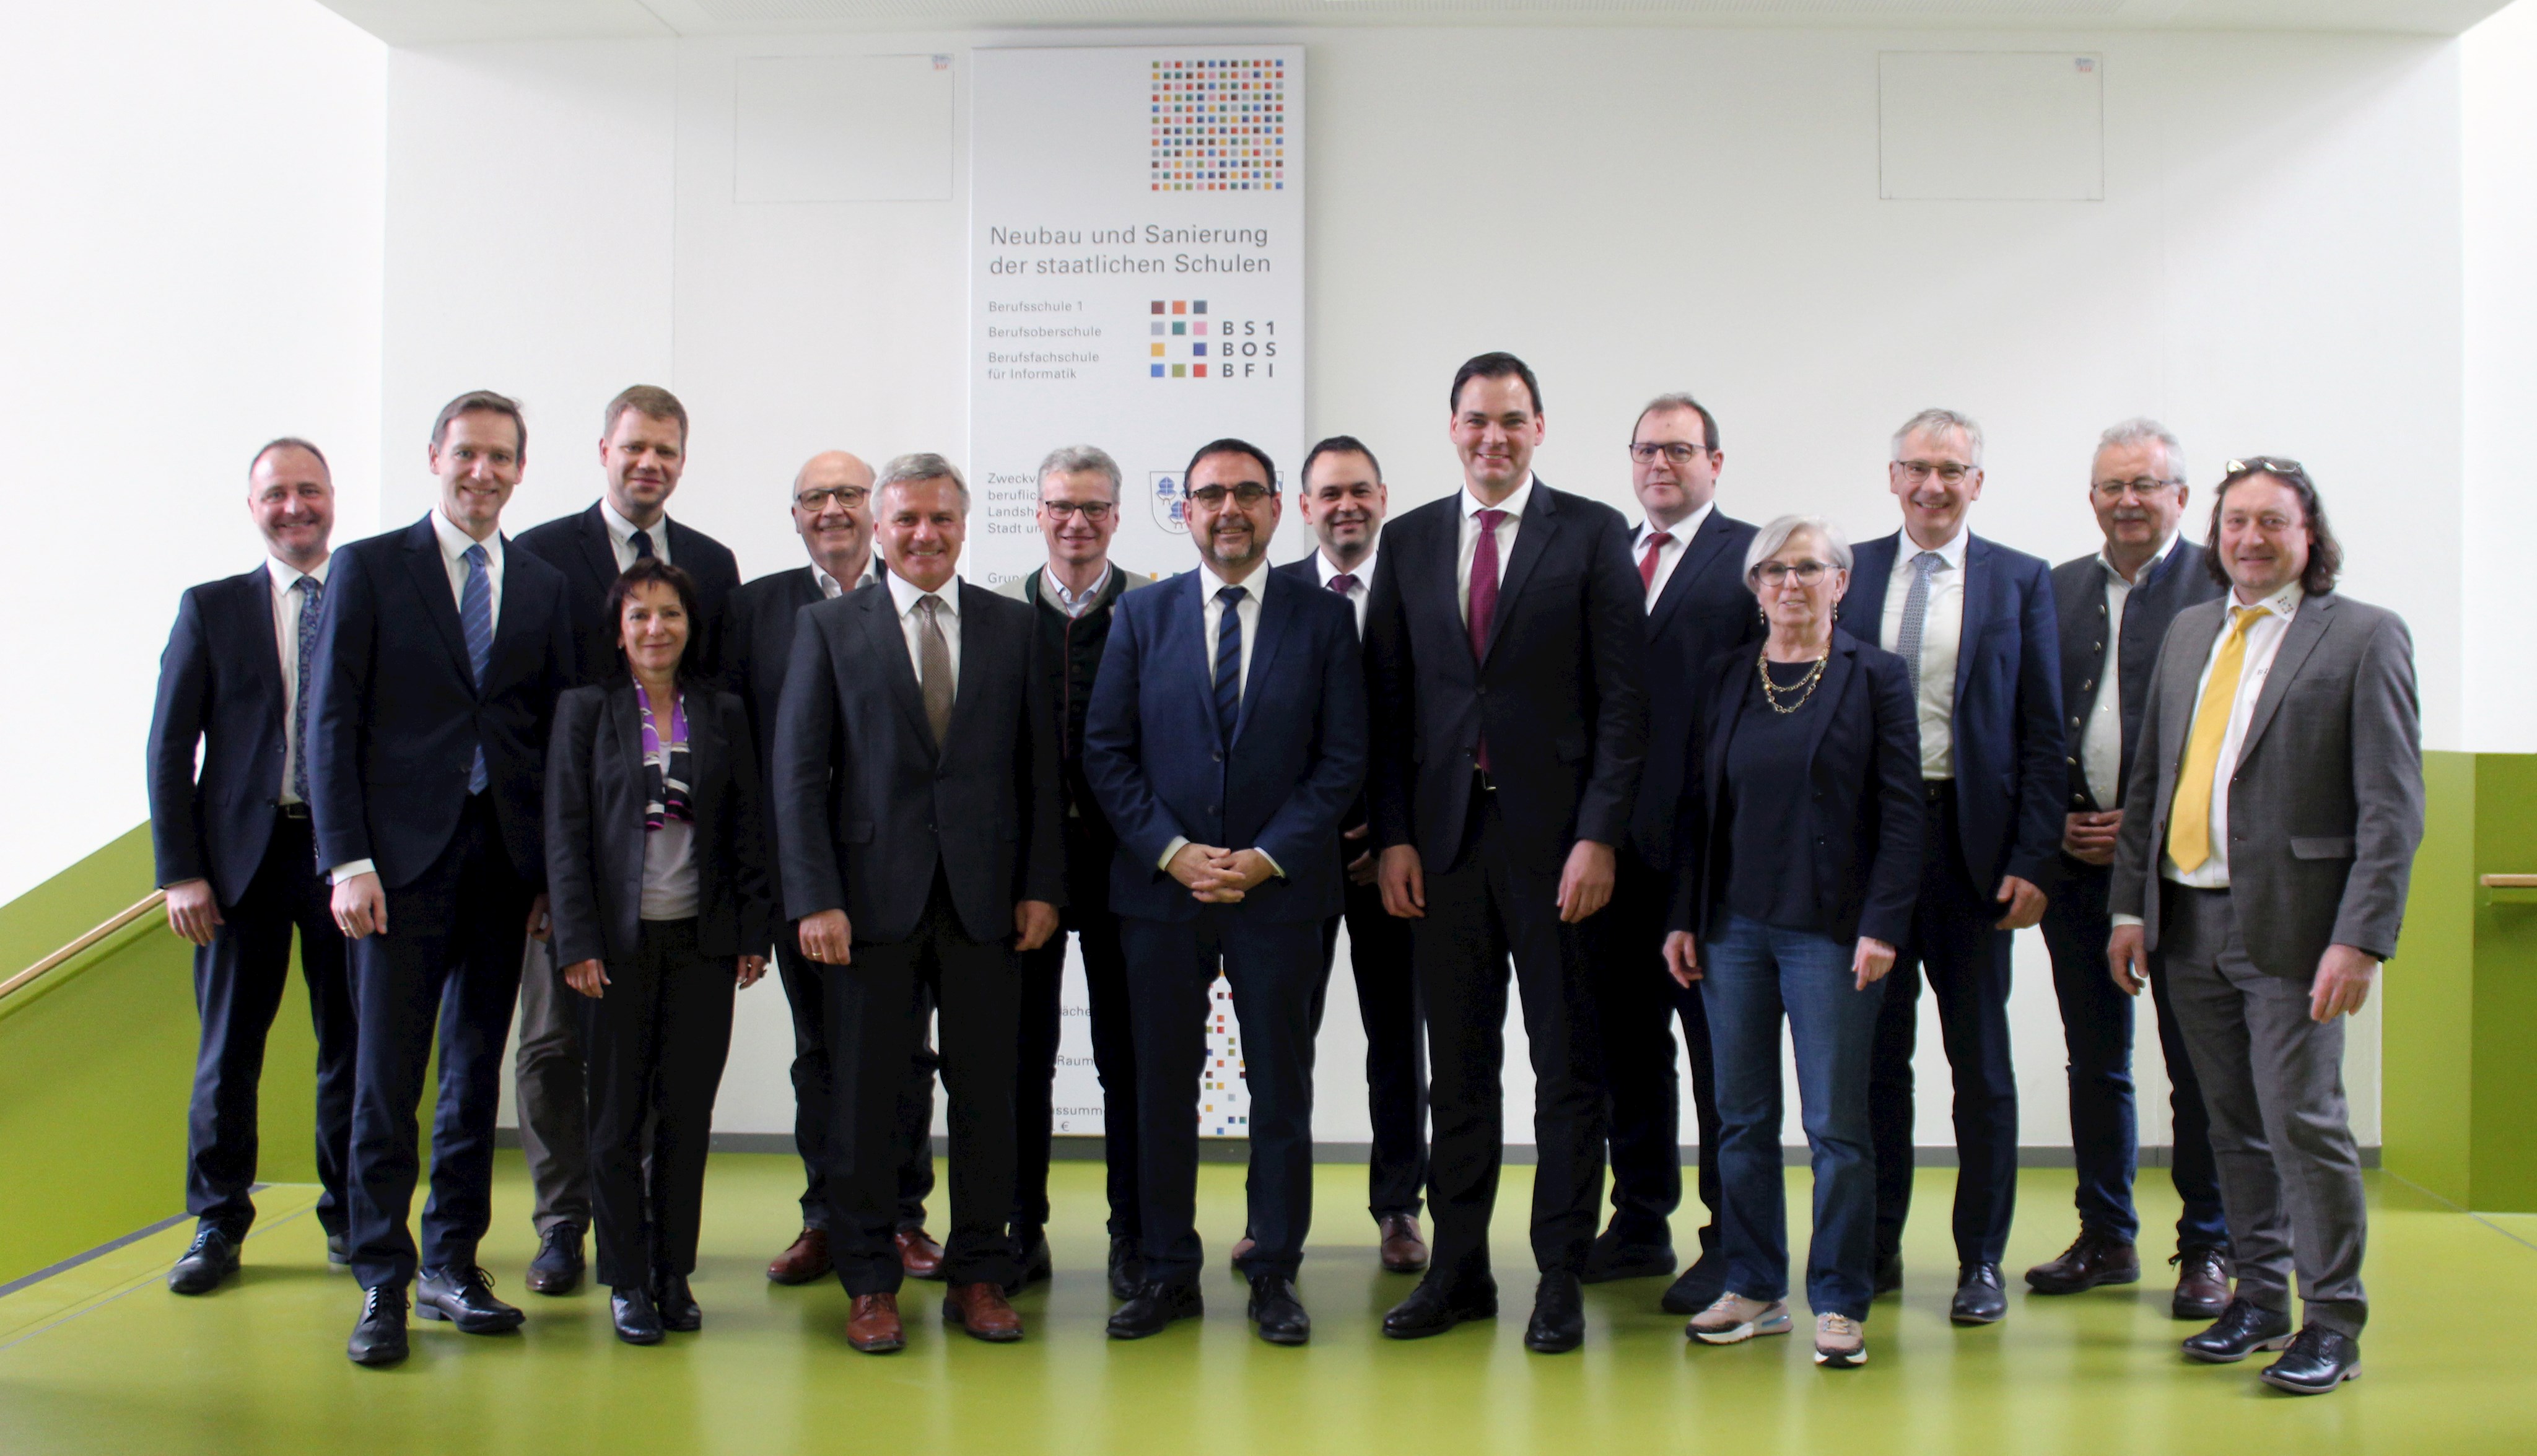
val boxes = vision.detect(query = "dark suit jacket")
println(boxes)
[146,567,292,903]
[1273,551,1376,848]
[1668,632,1924,948]
[771,580,1065,946]
[2110,592,2424,978]
[1364,479,1648,873]
[1843,531,2066,889]
[2050,539,2222,817]
[1081,567,1367,924]
[306,515,578,891]
[1632,509,1764,870]
[543,682,773,968]
[513,502,741,687]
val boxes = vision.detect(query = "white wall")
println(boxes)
[381,22,2471,1151]
[1,0,386,909]
[2464,1,2537,754]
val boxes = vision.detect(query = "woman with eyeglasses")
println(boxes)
[1663,515,1923,1369]
[545,558,772,1344]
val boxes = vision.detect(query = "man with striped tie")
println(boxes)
[307,390,579,1367]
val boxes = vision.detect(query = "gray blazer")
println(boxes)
[2108,591,2424,978]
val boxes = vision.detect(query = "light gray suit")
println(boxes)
[2110,588,2422,1336]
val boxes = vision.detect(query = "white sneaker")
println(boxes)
[1814,1312,1867,1367]
[1688,1293,1792,1345]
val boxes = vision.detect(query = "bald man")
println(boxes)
[730,452,943,1286]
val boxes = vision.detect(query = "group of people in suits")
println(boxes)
[145,355,2419,1394]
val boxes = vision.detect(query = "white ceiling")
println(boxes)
[317,0,2516,47]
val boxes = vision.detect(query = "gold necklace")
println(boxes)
[1757,647,1830,715]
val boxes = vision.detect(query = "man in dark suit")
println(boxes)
[1273,434,1430,1276]
[2025,419,2232,1318]
[2110,459,2421,1395]
[1364,352,1646,1354]
[508,385,744,1296]
[147,437,357,1296]
[307,390,579,1367]
[772,453,1065,1354]
[1844,408,2065,1325]
[731,450,945,1289]
[994,443,1151,1300]
[1590,393,1762,1311]
[1085,438,1366,1345]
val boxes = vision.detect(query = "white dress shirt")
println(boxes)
[2080,533,2180,809]
[1047,562,1112,619]
[813,556,880,599]
[886,567,961,697]
[430,507,505,626]
[1159,560,1279,874]
[600,499,673,572]
[1631,500,1714,612]
[1457,474,1535,626]
[1312,541,1378,637]
[1878,527,1969,779]
[266,555,331,806]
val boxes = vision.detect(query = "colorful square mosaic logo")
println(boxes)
[1150,58,1285,193]
[1148,302,1212,377]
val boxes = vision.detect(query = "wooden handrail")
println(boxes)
[0,891,168,1001]
[2483,874,2537,890]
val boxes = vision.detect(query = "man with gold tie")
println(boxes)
[2108,458,2421,1397]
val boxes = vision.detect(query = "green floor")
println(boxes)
[2,1156,2531,1455]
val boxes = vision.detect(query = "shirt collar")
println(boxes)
[1636,500,1713,549]
[1046,562,1112,614]
[2235,580,2303,621]
[1462,473,1534,523]
[1900,526,1969,572]
[431,507,501,569]
[1200,556,1269,598]
[1317,541,1378,588]
[887,566,959,618]
[599,497,666,552]
[266,555,330,592]
[2095,531,2180,586]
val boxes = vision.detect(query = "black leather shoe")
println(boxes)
[652,1271,701,1332]
[1107,1236,1143,1302]
[1658,1252,1726,1315]
[1581,1227,1677,1284]
[1382,1275,1499,1339]
[1525,1272,1586,1353]
[1005,1231,1053,1296]
[2181,1296,2294,1364]
[1246,1273,1311,1345]
[525,1226,583,1296]
[2170,1247,2234,1321]
[611,1286,665,1345]
[1106,1280,1203,1339]
[2260,1325,2361,1395]
[168,1227,240,1296]
[2025,1227,2141,1294]
[416,1266,525,1333]
[347,1284,409,1367]
[1872,1252,1903,1298]
[1950,1263,2007,1325]
[326,1231,352,1270]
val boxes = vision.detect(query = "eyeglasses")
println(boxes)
[1042,500,1113,521]
[795,486,870,511]
[2090,476,2183,501]
[1753,560,1832,586]
[1186,483,1277,507]
[1630,442,1713,464]
[2222,456,2308,483]
[1895,460,1976,486]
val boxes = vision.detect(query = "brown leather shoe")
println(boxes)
[943,1281,1024,1342]
[2025,1227,2141,1294]
[767,1227,831,1286]
[847,1293,904,1353]
[1379,1213,1430,1274]
[896,1227,946,1281]
[2171,1247,2234,1322]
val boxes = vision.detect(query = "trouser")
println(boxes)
[1416,783,1608,1285]
[1124,910,1323,1284]
[346,795,533,1291]
[2038,856,2231,1253]
[823,873,1020,1296]
[2160,885,2367,1336]
[1870,781,2020,1268]
[1591,850,1720,1252]
[582,918,736,1290]
[1312,868,1428,1219]
[1702,915,1885,1321]
[513,935,587,1239]
[185,811,357,1242]
[1013,815,1138,1242]
[774,928,937,1234]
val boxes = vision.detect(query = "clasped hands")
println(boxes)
[1168,843,1277,904]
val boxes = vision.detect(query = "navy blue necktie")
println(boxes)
[290,575,323,803]
[461,543,493,793]
[1213,585,1247,743]
[629,528,655,561]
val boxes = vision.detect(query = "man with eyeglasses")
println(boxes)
[1587,395,1762,1313]
[1845,408,2064,1326]
[730,451,945,1289]
[2025,419,2232,1320]
[994,444,1152,1301]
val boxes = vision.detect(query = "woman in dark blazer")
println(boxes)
[1662,515,1922,1370]
[546,558,772,1345]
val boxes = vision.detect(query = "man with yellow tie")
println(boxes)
[2108,458,2421,1397]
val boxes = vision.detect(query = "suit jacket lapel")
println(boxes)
[484,535,541,693]
[400,516,476,686]
[575,504,618,594]
[2157,604,2225,809]
[2238,595,2333,764]
[1648,511,1731,641]
[1952,536,1993,707]
[858,588,937,761]
[1799,639,1857,772]
[684,683,724,819]
[1484,487,1559,666]
[1233,576,1297,746]
[242,570,284,732]
[1176,572,1226,751]
[1845,534,1897,632]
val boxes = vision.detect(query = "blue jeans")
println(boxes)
[1701,915,1886,1320]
